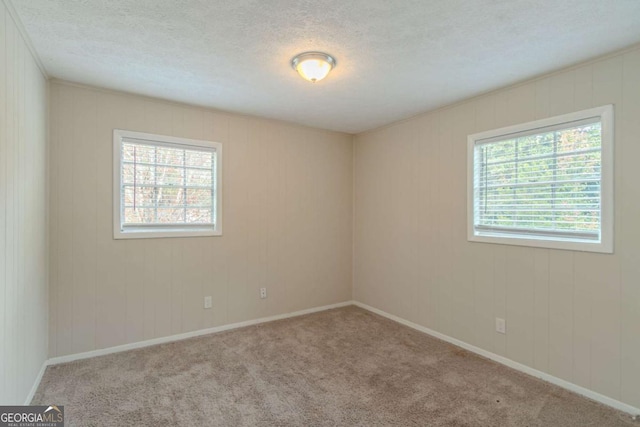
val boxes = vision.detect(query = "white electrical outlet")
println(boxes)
[204,296,212,309]
[495,317,506,334]
[260,288,267,299]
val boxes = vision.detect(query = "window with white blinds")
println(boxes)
[467,105,613,253]
[113,130,222,239]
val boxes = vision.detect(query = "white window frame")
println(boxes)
[467,105,613,253]
[113,129,223,239]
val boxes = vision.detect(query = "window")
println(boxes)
[467,105,613,253]
[113,130,222,239]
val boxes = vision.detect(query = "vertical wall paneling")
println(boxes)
[1,4,9,399]
[620,48,640,409]
[263,123,284,318]
[416,115,438,331]
[0,1,49,404]
[5,10,17,400]
[48,82,353,359]
[589,56,624,401]
[436,111,453,337]
[245,120,269,320]
[71,89,97,354]
[94,92,127,350]
[53,86,74,356]
[353,45,640,409]
[532,248,550,372]
[225,115,250,324]
[449,102,475,346]
[203,112,230,327]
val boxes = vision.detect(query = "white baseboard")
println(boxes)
[29,299,640,418]
[24,360,48,405]
[47,300,354,366]
[352,301,640,417]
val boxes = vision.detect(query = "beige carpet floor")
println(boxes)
[33,306,638,426]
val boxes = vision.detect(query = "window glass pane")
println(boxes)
[474,121,602,239]
[124,207,155,224]
[186,208,213,224]
[185,149,212,168]
[186,168,212,186]
[156,166,184,186]
[120,139,216,228]
[122,185,156,210]
[123,185,135,206]
[122,143,155,163]
[126,164,155,185]
[185,188,212,206]
[123,162,157,185]
[156,208,185,223]
[157,187,184,208]
[156,146,184,167]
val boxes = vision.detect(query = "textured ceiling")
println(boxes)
[11,0,640,133]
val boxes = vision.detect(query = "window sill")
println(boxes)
[468,231,612,254]
[114,228,222,239]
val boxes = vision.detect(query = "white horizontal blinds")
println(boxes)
[474,118,602,241]
[121,138,216,228]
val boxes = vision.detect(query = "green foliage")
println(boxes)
[476,122,601,234]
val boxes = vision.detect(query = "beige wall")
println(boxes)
[0,2,49,404]
[354,46,640,409]
[48,81,353,357]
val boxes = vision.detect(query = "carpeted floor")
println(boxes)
[33,306,638,426]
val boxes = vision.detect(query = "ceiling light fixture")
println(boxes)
[291,52,336,83]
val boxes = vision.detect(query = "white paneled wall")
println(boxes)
[354,46,640,409]
[48,81,353,357]
[0,2,49,404]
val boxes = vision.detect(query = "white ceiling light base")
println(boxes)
[291,52,336,83]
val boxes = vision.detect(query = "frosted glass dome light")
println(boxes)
[291,52,336,83]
